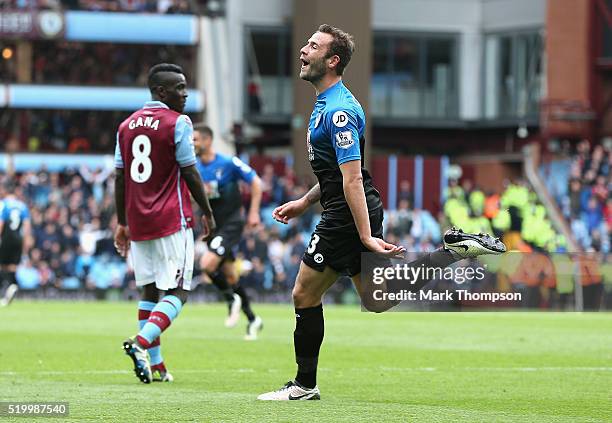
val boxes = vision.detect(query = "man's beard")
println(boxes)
[300,58,327,82]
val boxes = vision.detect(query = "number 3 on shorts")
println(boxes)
[307,234,320,254]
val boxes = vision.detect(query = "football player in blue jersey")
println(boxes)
[0,184,32,307]
[257,24,505,400]
[194,124,264,340]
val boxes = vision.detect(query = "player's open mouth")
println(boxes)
[300,59,309,69]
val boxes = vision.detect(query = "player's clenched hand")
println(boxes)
[361,236,406,258]
[114,225,130,258]
[272,199,308,224]
[201,214,216,242]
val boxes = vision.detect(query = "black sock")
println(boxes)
[1,271,16,287]
[207,271,234,304]
[294,304,324,389]
[233,284,255,322]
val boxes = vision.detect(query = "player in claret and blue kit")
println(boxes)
[114,63,215,384]
[257,25,506,401]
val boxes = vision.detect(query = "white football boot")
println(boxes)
[257,380,321,401]
[443,227,506,258]
[244,316,263,341]
[225,293,242,328]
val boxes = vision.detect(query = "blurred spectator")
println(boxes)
[0,109,199,153]
[553,140,611,253]
[29,42,195,86]
[74,0,192,13]
[397,180,413,208]
[5,157,607,309]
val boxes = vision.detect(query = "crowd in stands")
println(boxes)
[564,140,611,253]
[0,0,61,9]
[442,174,611,310]
[1,0,194,13]
[2,155,609,309]
[75,0,191,13]
[1,109,200,153]
[0,165,441,303]
[2,42,195,86]
[541,139,611,254]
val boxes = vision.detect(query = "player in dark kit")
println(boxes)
[0,185,32,307]
[258,25,506,400]
[194,124,264,340]
[114,63,215,384]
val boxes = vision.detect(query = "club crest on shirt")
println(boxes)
[332,111,348,127]
[335,131,354,149]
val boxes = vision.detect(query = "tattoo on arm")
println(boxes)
[304,183,321,205]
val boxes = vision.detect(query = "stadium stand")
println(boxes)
[27,42,195,85]
[541,139,611,253]
[443,178,564,253]
[0,163,442,301]
[1,0,194,13]
[2,110,124,153]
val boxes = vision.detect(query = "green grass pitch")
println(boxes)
[0,301,611,422]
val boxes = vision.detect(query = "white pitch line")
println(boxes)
[378,366,612,372]
[1,367,611,376]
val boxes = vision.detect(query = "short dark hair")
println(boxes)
[193,123,213,139]
[147,63,184,92]
[3,178,17,194]
[317,24,355,76]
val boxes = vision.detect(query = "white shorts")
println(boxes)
[130,228,194,291]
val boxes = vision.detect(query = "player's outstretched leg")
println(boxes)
[358,227,507,313]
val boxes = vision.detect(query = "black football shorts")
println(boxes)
[302,207,384,277]
[206,217,244,260]
[0,237,23,266]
